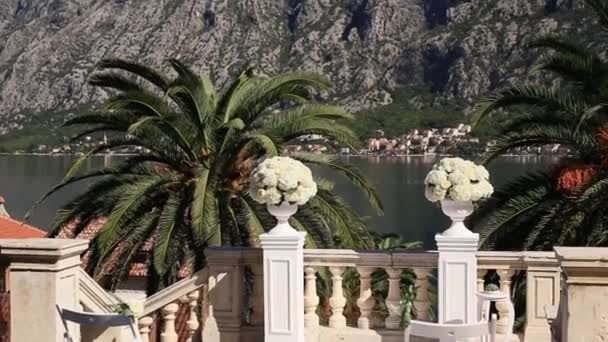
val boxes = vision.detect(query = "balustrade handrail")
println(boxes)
[304,249,557,269]
[304,249,438,268]
[78,269,121,313]
[477,251,558,270]
[138,267,210,317]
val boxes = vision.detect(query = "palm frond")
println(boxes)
[95,59,169,90]
[533,53,608,87]
[153,192,183,276]
[227,72,332,123]
[474,84,587,125]
[97,175,174,254]
[88,72,144,92]
[294,153,383,213]
[309,189,373,249]
[484,123,598,162]
[528,34,590,57]
[471,172,554,249]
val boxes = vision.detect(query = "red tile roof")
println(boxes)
[58,217,191,279]
[0,216,46,239]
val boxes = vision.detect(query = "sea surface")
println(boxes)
[0,155,558,247]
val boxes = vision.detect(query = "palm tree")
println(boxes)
[34,59,382,290]
[471,0,608,250]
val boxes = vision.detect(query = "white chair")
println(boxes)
[57,306,142,342]
[404,315,497,342]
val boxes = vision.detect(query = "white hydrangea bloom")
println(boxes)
[425,186,447,202]
[425,158,493,202]
[439,179,451,190]
[249,156,317,205]
[447,170,467,185]
[425,170,448,185]
[450,184,473,201]
[476,165,490,180]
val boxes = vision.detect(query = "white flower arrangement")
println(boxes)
[249,156,317,206]
[424,157,493,202]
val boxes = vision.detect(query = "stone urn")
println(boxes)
[267,202,299,235]
[440,200,476,237]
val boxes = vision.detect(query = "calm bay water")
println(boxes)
[0,155,557,247]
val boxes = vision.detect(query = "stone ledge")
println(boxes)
[0,238,88,259]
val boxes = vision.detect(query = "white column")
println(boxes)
[260,220,306,342]
[0,238,89,342]
[436,233,479,324]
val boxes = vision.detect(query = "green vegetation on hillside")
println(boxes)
[0,107,84,153]
[0,127,61,153]
[350,87,467,139]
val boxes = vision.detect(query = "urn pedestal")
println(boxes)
[435,200,479,324]
[260,202,306,342]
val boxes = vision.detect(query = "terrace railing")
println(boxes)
[134,248,263,342]
[2,238,596,342]
[78,269,121,313]
[136,267,209,342]
[302,249,560,342]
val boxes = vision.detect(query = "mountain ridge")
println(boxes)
[0,0,591,136]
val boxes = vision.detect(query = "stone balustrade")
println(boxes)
[135,247,263,342]
[302,249,559,342]
[0,239,576,342]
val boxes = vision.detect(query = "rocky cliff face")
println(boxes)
[0,0,591,133]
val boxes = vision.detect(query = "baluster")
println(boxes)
[413,268,431,321]
[138,315,154,342]
[496,269,516,338]
[478,269,489,321]
[477,269,487,292]
[201,276,218,342]
[498,269,515,295]
[304,266,320,328]
[356,267,375,329]
[385,268,402,329]
[180,290,200,342]
[249,263,265,326]
[199,283,209,331]
[328,266,347,328]
[160,302,179,342]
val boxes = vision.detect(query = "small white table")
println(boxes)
[477,291,514,342]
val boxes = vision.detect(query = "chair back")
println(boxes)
[404,315,497,342]
[57,306,141,342]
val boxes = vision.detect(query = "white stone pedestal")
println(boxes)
[554,247,608,342]
[260,229,306,342]
[436,233,479,324]
[0,238,89,342]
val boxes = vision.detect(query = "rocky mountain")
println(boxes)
[0,0,593,134]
